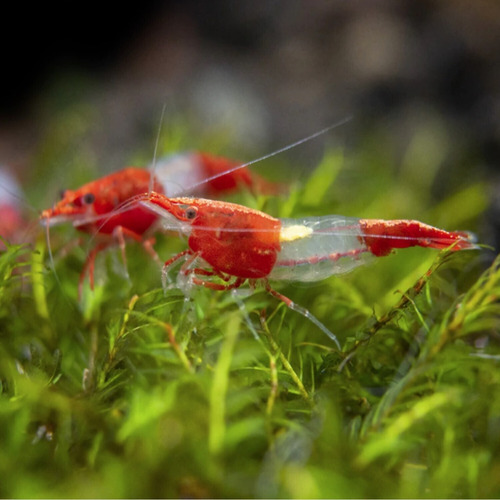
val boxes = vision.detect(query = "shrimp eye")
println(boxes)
[83,193,95,205]
[185,207,197,220]
[59,189,67,200]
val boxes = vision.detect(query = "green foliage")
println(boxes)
[0,107,498,498]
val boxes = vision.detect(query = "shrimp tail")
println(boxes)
[359,219,477,257]
[197,153,284,195]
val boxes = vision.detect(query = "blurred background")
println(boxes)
[1,0,499,245]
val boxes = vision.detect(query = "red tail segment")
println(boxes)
[197,153,284,196]
[359,219,476,257]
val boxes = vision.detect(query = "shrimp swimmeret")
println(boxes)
[137,192,477,349]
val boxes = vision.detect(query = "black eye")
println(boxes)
[185,207,197,220]
[83,193,95,204]
[59,189,67,200]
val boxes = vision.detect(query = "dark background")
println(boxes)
[1,0,499,241]
[2,1,499,159]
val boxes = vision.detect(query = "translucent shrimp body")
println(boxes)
[271,216,368,281]
[152,154,207,197]
[271,217,475,282]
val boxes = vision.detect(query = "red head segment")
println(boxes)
[40,168,162,236]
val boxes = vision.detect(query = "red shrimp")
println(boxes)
[39,152,279,293]
[0,168,25,249]
[138,192,477,348]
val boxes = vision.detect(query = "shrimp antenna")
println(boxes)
[0,183,23,205]
[42,218,82,312]
[43,219,67,300]
[44,220,57,279]
[186,115,354,193]
[149,102,168,195]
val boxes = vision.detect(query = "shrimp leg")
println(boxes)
[79,225,160,297]
[112,225,160,268]
[263,281,341,349]
[176,261,341,347]
[79,241,111,297]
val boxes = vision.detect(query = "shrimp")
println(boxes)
[39,152,279,293]
[0,168,25,249]
[138,192,476,348]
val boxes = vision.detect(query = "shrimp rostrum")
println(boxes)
[138,192,476,349]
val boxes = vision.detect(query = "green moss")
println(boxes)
[0,98,497,498]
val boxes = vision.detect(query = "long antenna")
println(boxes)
[186,115,353,193]
[149,102,167,194]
